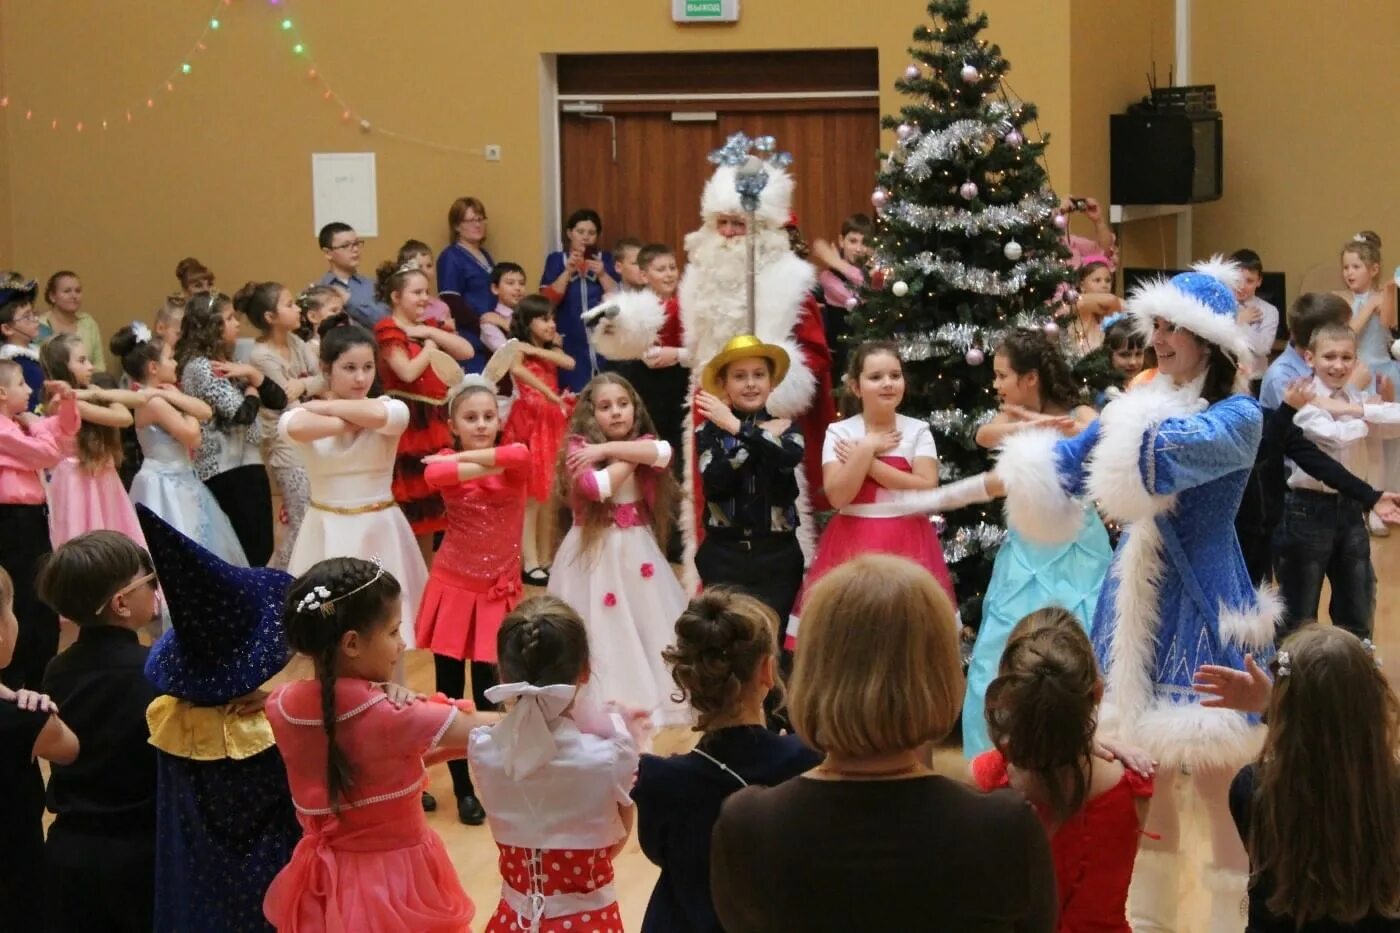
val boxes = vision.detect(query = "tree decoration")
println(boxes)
[857,0,1074,624]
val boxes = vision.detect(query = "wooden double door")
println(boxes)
[557,52,881,257]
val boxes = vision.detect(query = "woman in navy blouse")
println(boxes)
[541,207,618,392]
[436,196,493,373]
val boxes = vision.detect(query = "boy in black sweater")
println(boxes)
[38,531,159,933]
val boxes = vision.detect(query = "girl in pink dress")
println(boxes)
[502,295,576,583]
[416,377,530,825]
[472,595,644,933]
[264,556,499,933]
[38,334,149,552]
[971,606,1154,933]
[786,341,955,647]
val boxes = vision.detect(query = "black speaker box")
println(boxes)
[1111,112,1223,205]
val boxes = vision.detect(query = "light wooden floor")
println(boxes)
[407,535,1398,932]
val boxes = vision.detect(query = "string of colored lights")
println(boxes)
[275,0,477,155]
[0,0,231,132]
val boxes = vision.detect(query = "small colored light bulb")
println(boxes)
[281,18,293,30]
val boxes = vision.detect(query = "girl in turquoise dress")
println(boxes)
[962,329,1111,757]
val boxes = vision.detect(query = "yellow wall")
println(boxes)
[1192,0,1400,301]
[0,0,1071,340]
[1069,0,1177,271]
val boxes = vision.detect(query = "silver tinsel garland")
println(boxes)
[901,101,1019,181]
[894,314,1048,361]
[943,521,1008,564]
[925,407,997,435]
[903,252,1062,296]
[888,191,1058,234]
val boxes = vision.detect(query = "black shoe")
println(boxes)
[457,794,486,826]
[421,790,438,813]
[523,567,549,587]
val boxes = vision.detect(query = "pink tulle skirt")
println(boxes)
[47,457,148,551]
[263,795,473,933]
[788,513,956,645]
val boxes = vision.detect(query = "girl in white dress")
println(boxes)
[548,373,689,727]
[278,322,428,644]
[111,322,248,566]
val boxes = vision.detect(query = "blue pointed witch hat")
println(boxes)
[137,505,294,704]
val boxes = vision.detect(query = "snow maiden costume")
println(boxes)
[994,259,1277,932]
[137,505,299,932]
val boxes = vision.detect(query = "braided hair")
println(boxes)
[283,557,402,810]
[663,588,778,731]
[996,328,1082,412]
[984,608,1100,823]
[496,595,590,688]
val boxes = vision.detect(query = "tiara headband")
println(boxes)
[0,278,38,306]
[1275,639,1382,679]
[295,557,385,617]
[394,258,422,276]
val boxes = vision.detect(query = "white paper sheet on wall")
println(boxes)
[311,152,378,237]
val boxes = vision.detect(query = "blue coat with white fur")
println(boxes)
[998,375,1277,770]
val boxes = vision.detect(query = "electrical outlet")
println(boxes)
[484,145,502,162]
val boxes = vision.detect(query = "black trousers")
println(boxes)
[0,504,59,690]
[432,654,499,800]
[45,825,155,933]
[204,464,275,567]
[695,532,804,645]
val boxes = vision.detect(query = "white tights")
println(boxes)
[1139,764,1248,872]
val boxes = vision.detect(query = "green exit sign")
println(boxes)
[673,0,740,22]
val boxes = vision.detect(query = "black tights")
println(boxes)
[432,654,498,800]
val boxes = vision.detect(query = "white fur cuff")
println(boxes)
[1087,386,1188,523]
[586,291,666,361]
[996,428,1081,544]
[1218,585,1282,650]
[764,337,816,419]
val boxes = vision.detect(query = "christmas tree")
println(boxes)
[853,0,1074,626]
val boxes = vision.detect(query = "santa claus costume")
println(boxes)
[672,154,835,583]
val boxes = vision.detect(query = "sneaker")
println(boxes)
[1370,511,1391,537]
[457,794,487,826]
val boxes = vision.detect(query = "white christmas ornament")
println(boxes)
[892,280,910,297]
[965,347,985,366]
[959,181,979,201]
[871,187,889,209]
[904,64,921,80]
[1003,240,1023,261]
[1004,129,1024,148]
[844,296,859,311]
[1052,213,1068,230]
[960,63,980,83]
[1042,320,1060,337]
[896,123,916,141]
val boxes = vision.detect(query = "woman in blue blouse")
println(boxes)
[541,207,618,392]
[436,196,493,373]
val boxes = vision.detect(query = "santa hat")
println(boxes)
[1127,256,1251,363]
[700,162,795,230]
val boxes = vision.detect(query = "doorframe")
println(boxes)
[539,54,562,257]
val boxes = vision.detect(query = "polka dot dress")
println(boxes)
[485,845,623,933]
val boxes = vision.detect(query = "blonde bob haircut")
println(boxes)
[789,554,963,758]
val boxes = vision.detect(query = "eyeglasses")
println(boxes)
[99,570,159,615]
[11,312,37,324]
[463,216,487,224]
[331,240,364,251]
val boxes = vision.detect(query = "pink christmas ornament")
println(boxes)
[1052,213,1068,230]
[1004,129,1024,148]
[904,64,921,80]
[1064,287,1081,304]
[897,122,916,141]
[844,296,859,311]
[1042,320,1060,337]
[959,181,979,201]
[965,347,985,366]
[960,62,980,83]
[872,187,889,209]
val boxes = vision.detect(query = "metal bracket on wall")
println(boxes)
[560,101,617,163]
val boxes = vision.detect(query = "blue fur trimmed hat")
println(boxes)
[1127,256,1250,362]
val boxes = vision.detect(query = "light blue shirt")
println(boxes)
[317,270,386,328]
[1259,343,1311,410]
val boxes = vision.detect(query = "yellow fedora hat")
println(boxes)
[700,334,790,397]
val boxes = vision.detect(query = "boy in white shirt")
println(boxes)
[1230,248,1279,379]
[1276,322,1400,637]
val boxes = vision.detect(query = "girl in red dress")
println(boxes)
[501,295,575,584]
[264,557,500,932]
[972,606,1155,933]
[786,341,955,648]
[372,259,476,565]
[415,377,530,826]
